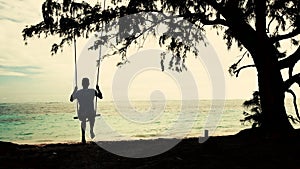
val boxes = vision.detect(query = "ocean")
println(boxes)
[0,100,299,144]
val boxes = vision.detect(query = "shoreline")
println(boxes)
[5,132,239,146]
[6,137,204,146]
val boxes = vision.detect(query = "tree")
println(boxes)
[22,0,300,133]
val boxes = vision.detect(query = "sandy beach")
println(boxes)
[1,129,300,169]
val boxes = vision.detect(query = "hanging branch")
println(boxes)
[286,89,300,121]
[233,64,256,77]
[228,51,251,76]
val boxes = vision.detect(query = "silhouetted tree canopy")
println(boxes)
[23,0,300,132]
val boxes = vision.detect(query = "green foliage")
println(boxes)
[240,91,262,128]
[22,0,300,58]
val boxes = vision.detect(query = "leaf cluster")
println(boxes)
[240,91,262,128]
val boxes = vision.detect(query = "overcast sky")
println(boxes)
[0,0,298,103]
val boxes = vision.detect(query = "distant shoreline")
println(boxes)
[0,99,244,104]
[1,98,299,104]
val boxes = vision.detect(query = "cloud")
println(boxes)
[0,17,22,23]
[0,70,26,76]
[0,65,41,77]
[0,0,43,24]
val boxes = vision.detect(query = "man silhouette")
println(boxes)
[70,77,103,143]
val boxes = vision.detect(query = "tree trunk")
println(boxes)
[217,1,294,133]
[256,49,293,132]
[254,0,293,132]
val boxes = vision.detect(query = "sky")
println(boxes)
[0,0,298,103]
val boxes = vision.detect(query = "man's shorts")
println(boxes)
[78,111,96,121]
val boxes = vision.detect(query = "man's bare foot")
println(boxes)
[90,131,95,139]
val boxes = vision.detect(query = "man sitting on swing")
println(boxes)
[70,77,103,144]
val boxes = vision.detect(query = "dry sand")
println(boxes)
[1,129,300,169]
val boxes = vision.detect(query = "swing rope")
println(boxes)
[73,31,77,87]
[73,33,79,116]
[71,0,79,116]
[94,45,101,113]
[72,0,105,117]
[94,0,106,113]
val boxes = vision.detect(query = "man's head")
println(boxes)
[82,78,90,89]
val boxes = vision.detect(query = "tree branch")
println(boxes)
[279,46,300,69]
[287,115,300,124]
[284,73,300,90]
[266,16,275,33]
[270,28,300,43]
[286,89,300,121]
[199,18,228,26]
[178,11,228,27]
[233,65,256,77]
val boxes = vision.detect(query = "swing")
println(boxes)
[72,0,104,120]
[72,30,103,120]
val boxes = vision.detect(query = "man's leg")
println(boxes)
[89,117,95,139]
[81,120,86,143]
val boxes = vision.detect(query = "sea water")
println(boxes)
[0,100,299,144]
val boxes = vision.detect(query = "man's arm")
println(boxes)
[70,86,78,102]
[96,85,103,99]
